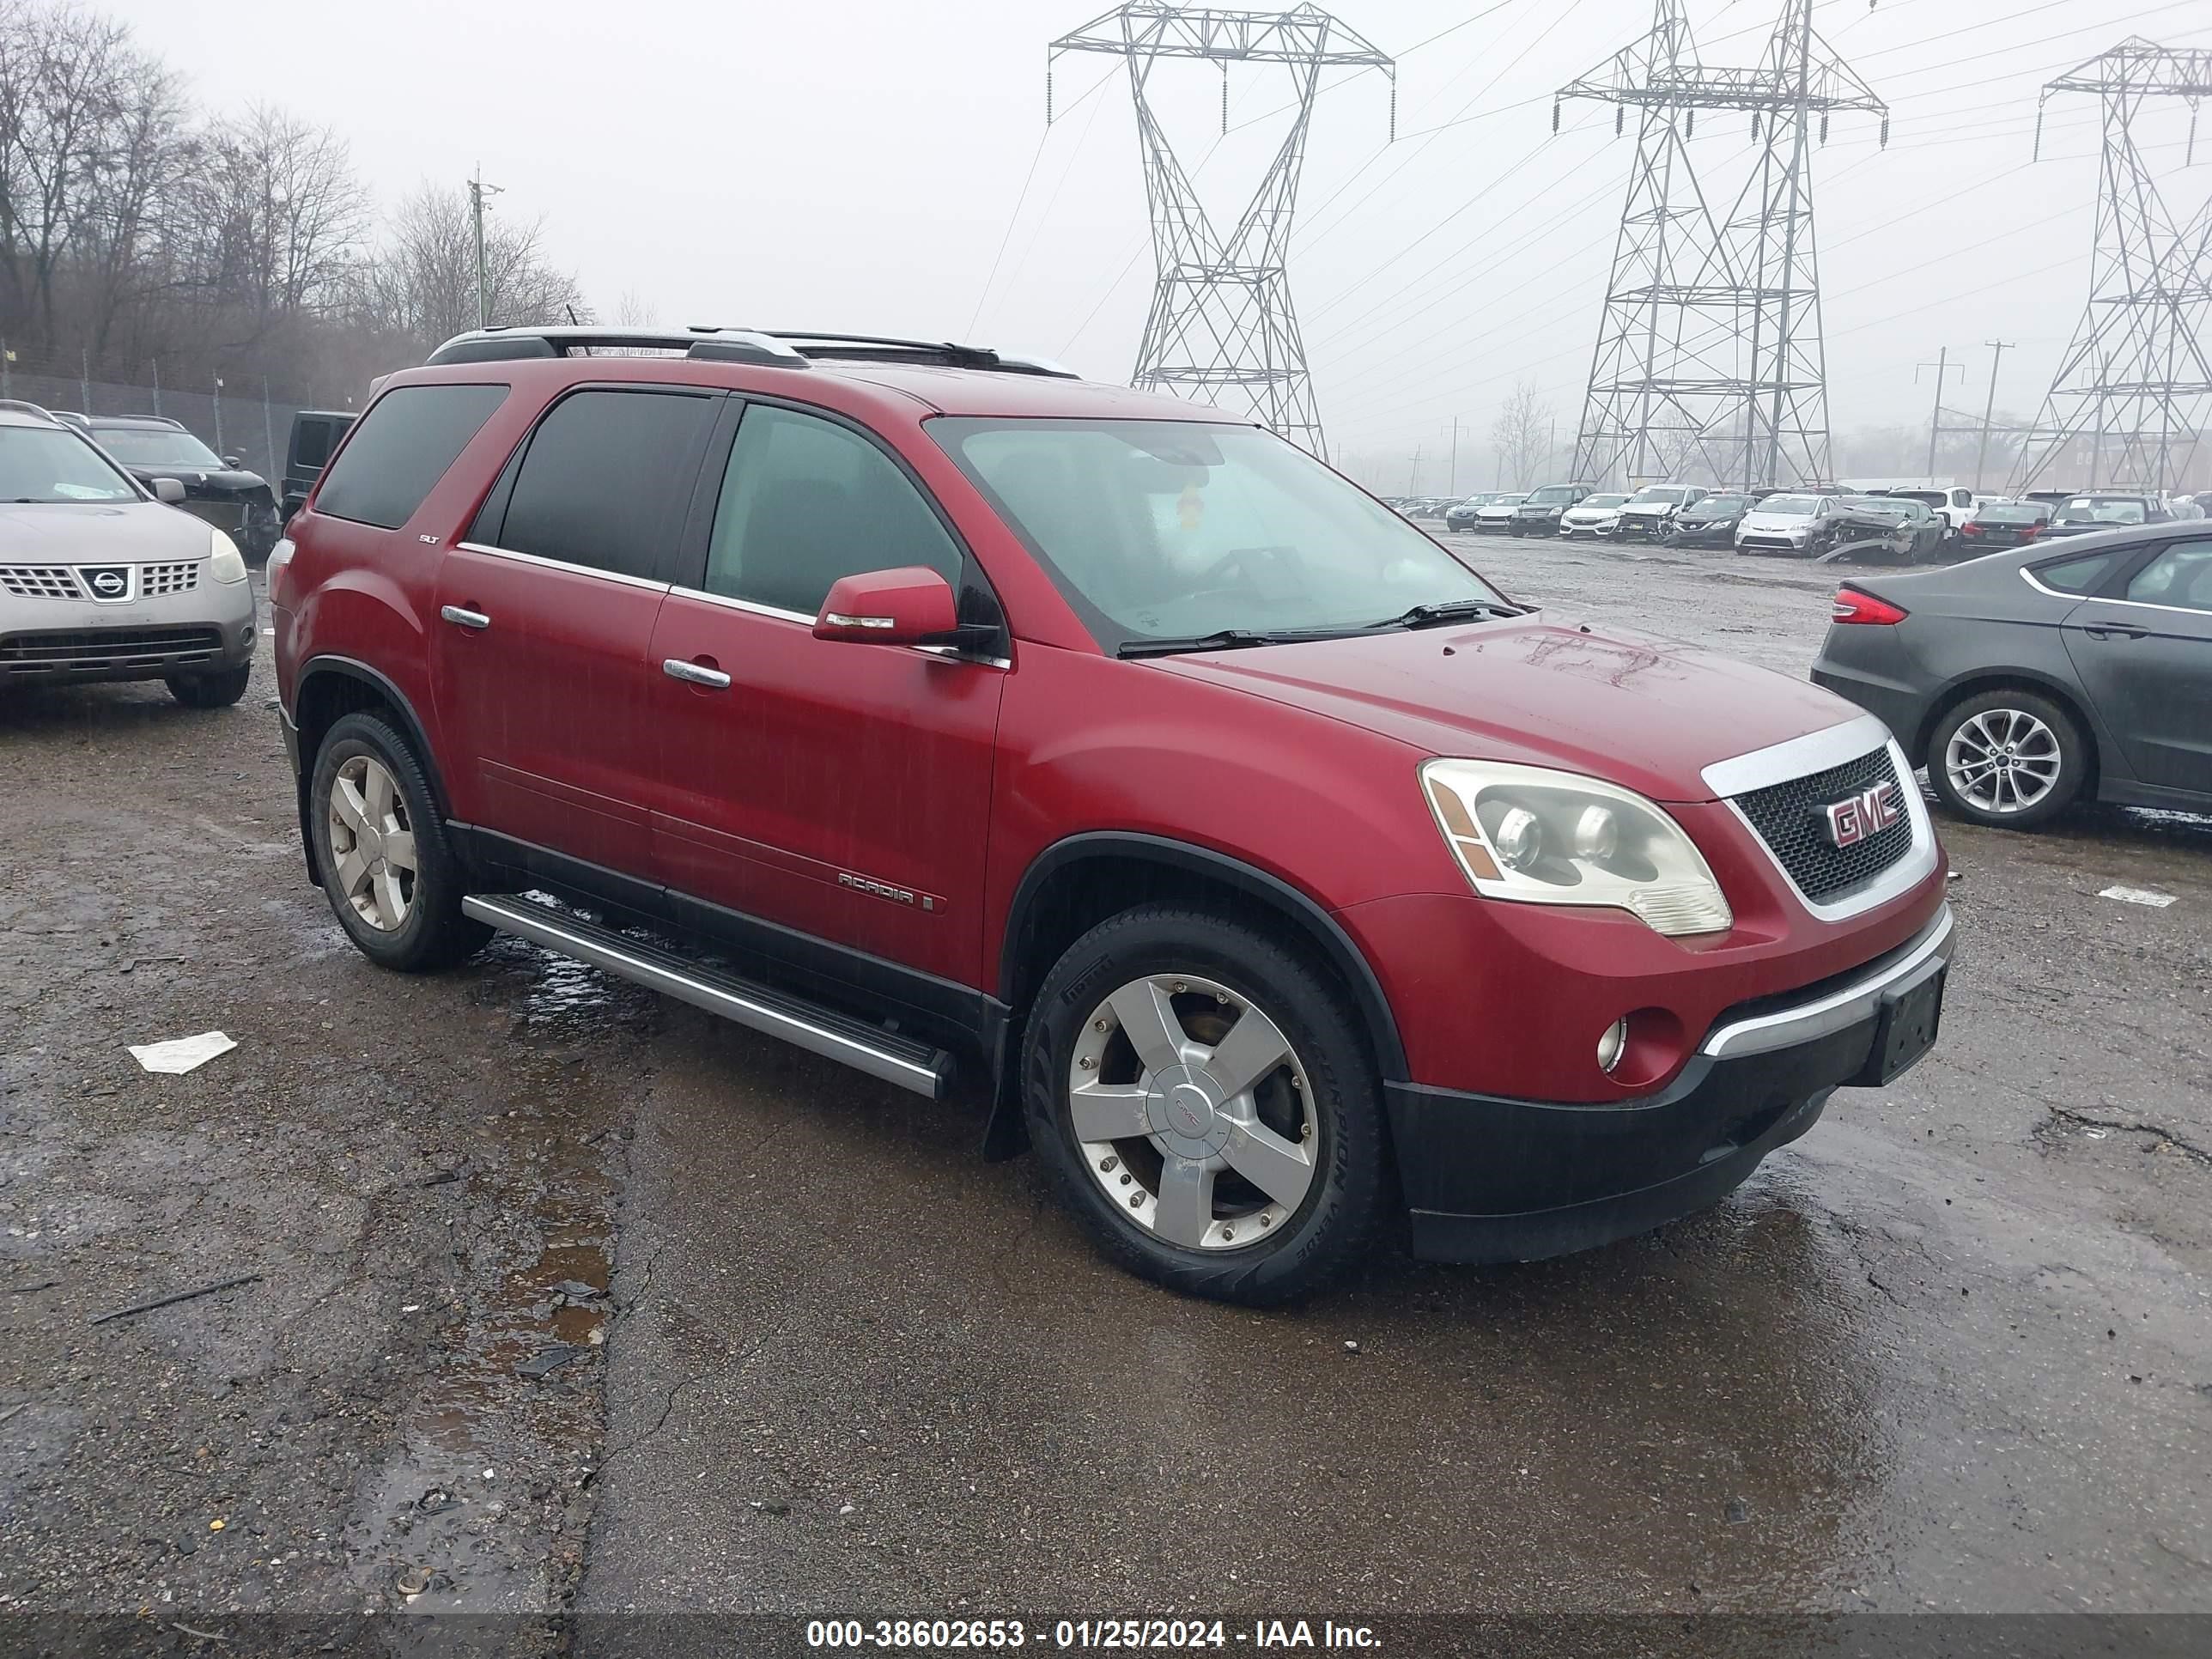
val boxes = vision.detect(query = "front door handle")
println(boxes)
[663,658,732,690]
[2081,623,2148,640]
[441,605,490,631]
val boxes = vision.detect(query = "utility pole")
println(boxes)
[2014,41,2212,492]
[1449,416,1460,495]
[1558,0,1884,491]
[1409,445,1424,495]
[80,348,91,416]
[1917,348,1963,478]
[150,356,161,416]
[1974,339,2014,491]
[468,164,503,331]
[1049,5,1394,459]
[212,376,224,456]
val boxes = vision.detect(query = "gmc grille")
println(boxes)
[0,625,223,675]
[1731,745,1915,904]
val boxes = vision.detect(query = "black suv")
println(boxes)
[62,412,282,557]
[282,410,357,528]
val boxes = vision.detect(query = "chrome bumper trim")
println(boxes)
[1700,903,1954,1061]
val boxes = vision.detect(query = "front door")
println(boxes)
[2062,538,2212,794]
[430,386,720,882]
[647,398,1006,988]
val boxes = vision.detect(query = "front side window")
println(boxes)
[0,424,140,502]
[2124,542,2212,612]
[930,417,1507,652]
[703,404,962,616]
[91,427,224,469]
[316,383,508,530]
[495,389,718,581]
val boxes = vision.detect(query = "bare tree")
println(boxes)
[614,288,659,327]
[172,106,368,326]
[349,184,587,349]
[1492,380,1552,490]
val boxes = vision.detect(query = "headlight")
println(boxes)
[208,527,247,583]
[1420,759,1733,936]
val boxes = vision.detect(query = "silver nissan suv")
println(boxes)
[0,401,257,706]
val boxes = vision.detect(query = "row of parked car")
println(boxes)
[1400,482,2210,564]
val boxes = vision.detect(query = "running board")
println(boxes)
[462,894,951,1098]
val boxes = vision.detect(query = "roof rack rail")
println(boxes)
[0,398,57,422]
[422,325,1080,379]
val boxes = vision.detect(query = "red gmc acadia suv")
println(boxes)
[270,326,1954,1304]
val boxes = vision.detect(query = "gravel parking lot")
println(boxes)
[3,537,2207,1641]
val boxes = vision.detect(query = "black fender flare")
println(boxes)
[290,656,455,881]
[983,832,1410,1159]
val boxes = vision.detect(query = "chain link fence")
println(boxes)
[0,351,323,487]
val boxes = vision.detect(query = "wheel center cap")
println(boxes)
[1146,1065,1231,1160]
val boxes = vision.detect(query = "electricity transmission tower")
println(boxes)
[2014,40,2212,494]
[1049,3,1394,458]
[1559,0,1884,489]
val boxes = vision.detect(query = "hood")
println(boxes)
[0,501,216,562]
[1681,505,1742,522]
[1741,510,1814,533]
[1563,505,1619,520]
[1152,617,1864,804]
[1618,501,1674,515]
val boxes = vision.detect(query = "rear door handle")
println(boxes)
[2081,623,2148,640]
[663,658,732,690]
[441,605,490,630]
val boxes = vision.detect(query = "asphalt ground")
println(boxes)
[2,534,2206,1650]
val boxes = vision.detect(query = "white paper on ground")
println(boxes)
[128,1031,238,1074]
[2099,884,2177,908]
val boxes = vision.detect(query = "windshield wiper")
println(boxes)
[1117,628,1302,659]
[1385,598,1527,629]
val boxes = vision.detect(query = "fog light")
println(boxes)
[1597,1018,1628,1074]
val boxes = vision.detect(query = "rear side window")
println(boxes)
[313,385,507,528]
[702,404,962,616]
[2125,541,2212,613]
[2032,551,2120,594]
[491,389,720,581]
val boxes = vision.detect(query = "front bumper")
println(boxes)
[1611,513,1670,540]
[0,581,256,685]
[1391,903,1954,1262]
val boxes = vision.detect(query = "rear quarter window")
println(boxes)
[313,384,509,530]
[2030,551,2122,594]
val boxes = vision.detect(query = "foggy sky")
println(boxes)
[109,0,2212,483]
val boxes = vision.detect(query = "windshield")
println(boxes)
[929,418,1509,650]
[0,424,142,502]
[1979,503,2048,525]
[1527,485,1578,505]
[89,426,225,469]
[2056,497,2146,526]
[1759,495,1819,516]
[1626,487,1685,505]
[1694,494,1749,513]
[1577,494,1629,509]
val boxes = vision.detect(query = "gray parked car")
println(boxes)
[1811,526,2212,828]
[0,401,258,706]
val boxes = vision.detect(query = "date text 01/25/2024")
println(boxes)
[805,1619,1382,1650]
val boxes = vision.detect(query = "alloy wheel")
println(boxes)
[327,753,417,931]
[1945,708,2062,814]
[1068,973,1317,1251]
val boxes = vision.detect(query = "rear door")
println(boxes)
[431,385,720,885]
[2062,538,2212,794]
[646,397,1006,986]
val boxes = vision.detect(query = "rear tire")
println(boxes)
[1021,904,1389,1305]
[166,664,251,708]
[308,712,489,970]
[1925,689,2086,830]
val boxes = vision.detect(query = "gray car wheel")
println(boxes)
[1926,690,2085,830]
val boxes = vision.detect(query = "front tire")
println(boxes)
[166,664,251,708]
[1925,690,2085,829]
[308,712,489,970]
[1021,904,1389,1305]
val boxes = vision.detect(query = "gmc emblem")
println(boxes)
[1820,780,1903,849]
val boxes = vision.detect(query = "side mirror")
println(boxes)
[813,566,959,647]
[151,477,187,505]
[222,453,243,470]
